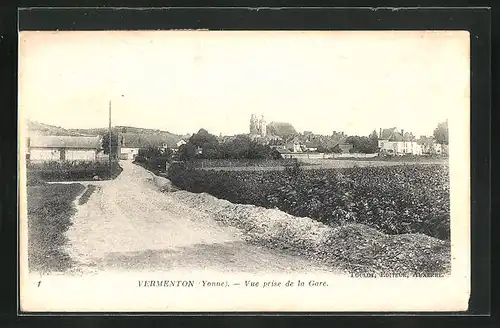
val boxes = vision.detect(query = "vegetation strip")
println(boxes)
[27,160,123,182]
[27,183,85,273]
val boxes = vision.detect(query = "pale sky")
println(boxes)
[19,30,469,137]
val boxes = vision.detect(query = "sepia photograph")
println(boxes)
[18,30,470,312]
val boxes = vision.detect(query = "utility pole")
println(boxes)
[109,100,112,176]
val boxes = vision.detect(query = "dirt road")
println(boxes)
[65,161,333,274]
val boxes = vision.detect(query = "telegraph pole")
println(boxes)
[109,100,112,176]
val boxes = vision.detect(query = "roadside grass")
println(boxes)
[27,182,85,273]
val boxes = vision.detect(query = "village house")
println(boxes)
[303,140,319,152]
[417,136,443,155]
[27,135,102,162]
[378,127,422,156]
[164,139,188,155]
[275,147,294,159]
[120,136,141,161]
[283,136,303,153]
[176,139,187,148]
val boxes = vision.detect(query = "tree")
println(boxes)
[178,143,197,161]
[418,136,436,155]
[369,129,379,148]
[138,146,161,160]
[188,128,219,159]
[189,129,218,148]
[162,147,174,160]
[102,132,120,157]
[218,135,275,160]
[246,141,273,159]
[346,136,378,153]
[433,120,449,145]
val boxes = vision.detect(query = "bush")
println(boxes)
[168,164,450,240]
[134,155,171,174]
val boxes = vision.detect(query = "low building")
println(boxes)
[176,139,187,148]
[120,136,141,160]
[303,140,320,152]
[27,135,101,162]
[120,147,140,160]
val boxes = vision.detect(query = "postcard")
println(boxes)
[19,30,470,312]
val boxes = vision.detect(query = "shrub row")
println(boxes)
[133,155,170,174]
[27,160,122,182]
[168,164,450,240]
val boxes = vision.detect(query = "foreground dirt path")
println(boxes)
[65,161,334,274]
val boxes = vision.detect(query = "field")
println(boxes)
[191,158,447,171]
[189,158,300,168]
[27,183,85,272]
[168,164,450,240]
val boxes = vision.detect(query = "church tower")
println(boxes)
[259,114,266,137]
[250,114,259,135]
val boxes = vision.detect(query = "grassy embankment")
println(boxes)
[27,182,85,272]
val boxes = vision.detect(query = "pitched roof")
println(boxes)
[380,127,396,139]
[304,140,321,148]
[380,128,405,141]
[402,132,416,142]
[266,122,298,137]
[29,135,101,149]
[323,136,348,149]
[275,147,293,154]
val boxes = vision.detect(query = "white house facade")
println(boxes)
[120,147,140,160]
[27,135,101,162]
[176,139,187,148]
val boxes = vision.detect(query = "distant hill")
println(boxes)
[69,126,188,148]
[27,120,91,137]
[26,121,188,148]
